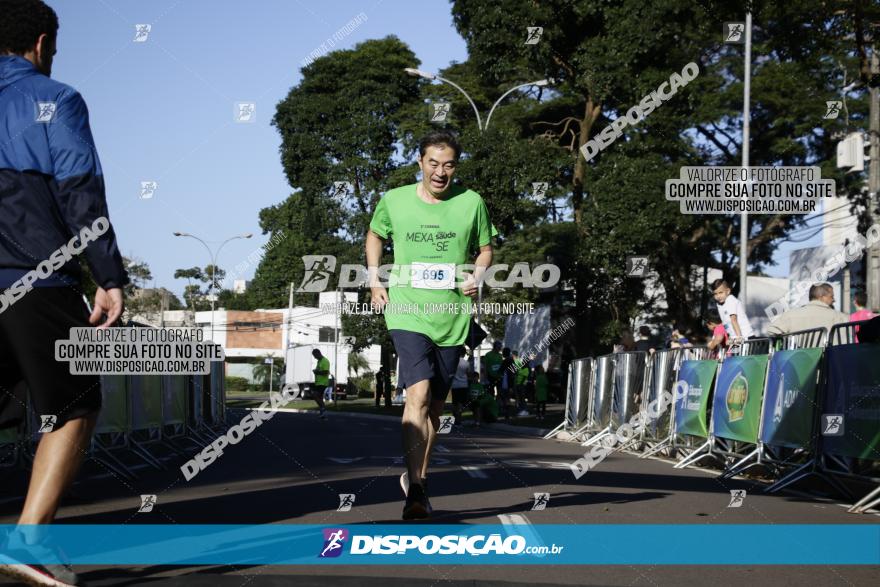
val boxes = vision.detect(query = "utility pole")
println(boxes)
[739,12,753,305]
[867,48,880,311]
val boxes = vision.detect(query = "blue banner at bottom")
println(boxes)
[0,524,878,565]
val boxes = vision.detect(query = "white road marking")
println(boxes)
[327,457,365,464]
[497,513,546,558]
[435,444,450,453]
[461,465,488,478]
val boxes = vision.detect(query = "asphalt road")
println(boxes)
[1,407,878,586]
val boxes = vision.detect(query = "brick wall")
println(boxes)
[225,311,283,350]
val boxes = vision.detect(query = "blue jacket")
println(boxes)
[0,55,127,290]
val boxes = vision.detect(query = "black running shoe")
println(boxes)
[0,529,85,586]
[402,483,430,520]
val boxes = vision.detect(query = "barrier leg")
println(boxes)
[581,427,612,447]
[674,438,714,469]
[719,446,761,480]
[848,485,880,514]
[92,438,138,482]
[543,421,566,440]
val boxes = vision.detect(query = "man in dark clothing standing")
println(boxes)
[0,2,127,585]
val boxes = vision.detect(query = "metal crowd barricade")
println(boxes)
[642,346,712,459]
[609,351,648,450]
[719,328,826,480]
[814,320,880,513]
[127,375,167,469]
[545,357,594,441]
[91,374,137,481]
[581,354,615,447]
[765,321,872,499]
[637,348,685,457]
[676,338,774,471]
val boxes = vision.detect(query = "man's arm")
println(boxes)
[49,90,126,327]
[366,230,388,309]
[766,315,787,336]
[462,244,493,298]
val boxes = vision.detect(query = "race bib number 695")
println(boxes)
[410,262,456,289]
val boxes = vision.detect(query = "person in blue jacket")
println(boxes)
[0,2,127,585]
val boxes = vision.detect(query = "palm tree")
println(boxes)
[252,354,284,391]
[347,352,370,378]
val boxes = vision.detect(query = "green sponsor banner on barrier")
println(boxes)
[760,348,823,449]
[713,355,769,444]
[823,344,880,459]
[674,360,717,438]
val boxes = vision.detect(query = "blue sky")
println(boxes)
[51,0,469,299]
[50,0,812,300]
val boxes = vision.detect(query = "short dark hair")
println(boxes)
[705,309,722,324]
[711,279,729,291]
[418,130,461,160]
[854,291,867,307]
[809,283,833,301]
[638,325,651,336]
[0,0,58,55]
[312,349,321,358]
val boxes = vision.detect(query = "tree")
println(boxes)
[174,265,226,312]
[450,0,875,351]
[252,354,284,391]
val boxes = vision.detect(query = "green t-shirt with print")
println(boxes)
[485,350,503,382]
[314,356,330,386]
[369,183,493,346]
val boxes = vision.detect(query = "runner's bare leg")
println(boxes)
[19,413,97,525]
[401,379,430,484]
[421,397,445,482]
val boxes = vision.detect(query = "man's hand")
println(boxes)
[370,286,389,311]
[89,287,124,329]
[460,272,478,298]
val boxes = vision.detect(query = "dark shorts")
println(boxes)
[389,329,462,401]
[0,287,102,430]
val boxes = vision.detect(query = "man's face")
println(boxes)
[713,285,730,304]
[819,291,835,307]
[417,144,457,197]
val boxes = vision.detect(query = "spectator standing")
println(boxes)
[705,309,728,356]
[534,365,549,420]
[766,283,848,336]
[634,325,656,352]
[712,279,754,344]
[513,351,530,416]
[850,291,876,342]
[484,340,503,397]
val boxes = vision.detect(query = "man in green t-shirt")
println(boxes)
[366,130,493,520]
[311,349,330,419]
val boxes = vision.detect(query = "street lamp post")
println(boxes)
[173,231,253,343]
[404,68,551,380]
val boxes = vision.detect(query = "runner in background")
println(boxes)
[311,349,329,418]
[450,350,471,425]
[367,130,493,520]
[534,365,549,420]
[484,340,503,398]
[513,350,530,417]
[0,2,128,585]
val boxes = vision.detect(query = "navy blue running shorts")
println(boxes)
[390,329,462,400]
